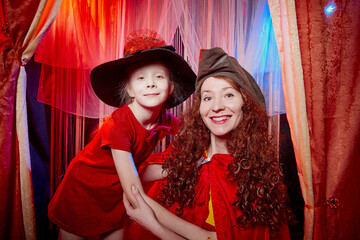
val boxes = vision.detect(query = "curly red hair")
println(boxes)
[160,78,294,232]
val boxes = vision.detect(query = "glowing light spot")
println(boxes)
[325,4,336,15]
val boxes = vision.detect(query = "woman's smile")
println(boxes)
[210,115,231,124]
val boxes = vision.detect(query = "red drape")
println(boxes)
[296,0,360,239]
[1,0,61,239]
[0,1,34,238]
[0,52,25,237]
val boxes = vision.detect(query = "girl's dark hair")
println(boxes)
[160,77,294,232]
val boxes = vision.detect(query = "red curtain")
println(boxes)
[296,0,360,239]
[0,1,35,238]
[0,1,30,238]
[0,0,61,239]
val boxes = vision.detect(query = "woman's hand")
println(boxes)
[124,185,217,240]
[123,186,157,230]
[124,186,184,240]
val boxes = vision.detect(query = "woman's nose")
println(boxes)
[212,97,225,112]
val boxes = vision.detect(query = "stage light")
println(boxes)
[325,4,336,15]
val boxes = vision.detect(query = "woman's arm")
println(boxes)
[111,149,216,240]
[124,186,217,240]
[140,190,216,240]
[123,187,183,240]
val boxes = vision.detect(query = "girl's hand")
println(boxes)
[123,186,157,230]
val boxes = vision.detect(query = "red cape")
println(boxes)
[125,147,290,240]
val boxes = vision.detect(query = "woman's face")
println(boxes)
[199,77,244,139]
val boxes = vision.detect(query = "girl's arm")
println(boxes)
[140,145,173,182]
[112,149,142,207]
[111,149,215,240]
[140,164,166,182]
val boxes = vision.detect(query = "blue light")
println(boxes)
[325,4,336,15]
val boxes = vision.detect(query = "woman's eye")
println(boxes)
[225,93,234,98]
[137,76,144,80]
[156,75,164,78]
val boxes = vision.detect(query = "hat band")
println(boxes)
[124,45,176,57]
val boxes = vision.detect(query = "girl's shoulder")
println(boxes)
[111,105,132,120]
[100,105,136,132]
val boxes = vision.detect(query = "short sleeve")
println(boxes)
[100,117,132,152]
[145,144,173,165]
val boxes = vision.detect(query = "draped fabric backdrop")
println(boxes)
[2,0,359,239]
[0,0,61,239]
[269,0,360,239]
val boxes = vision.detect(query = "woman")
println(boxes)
[125,47,293,240]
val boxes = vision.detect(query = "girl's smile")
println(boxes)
[144,93,160,96]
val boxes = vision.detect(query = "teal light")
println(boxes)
[325,4,336,15]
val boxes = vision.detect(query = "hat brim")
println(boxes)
[90,46,196,108]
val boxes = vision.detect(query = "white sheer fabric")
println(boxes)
[176,0,285,115]
[35,0,285,118]
[268,0,313,239]
[15,1,62,239]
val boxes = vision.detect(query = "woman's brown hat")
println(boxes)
[196,47,266,110]
[90,30,196,109]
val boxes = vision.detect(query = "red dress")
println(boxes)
[125,147,290,240]
[48,105,179,236]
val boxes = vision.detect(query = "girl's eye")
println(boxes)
[225,93,234,98]
[203,96,212,101]
[137,76,145,80]
[156,75,164,78]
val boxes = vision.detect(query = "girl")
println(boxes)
[48,30,215,240]
[125,47,294,240]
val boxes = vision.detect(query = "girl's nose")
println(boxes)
[146,79,157,88]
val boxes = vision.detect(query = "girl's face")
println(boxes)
[199,76,244,139]
[126,62,174,110]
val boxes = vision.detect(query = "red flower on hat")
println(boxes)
[124,29,166,56]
